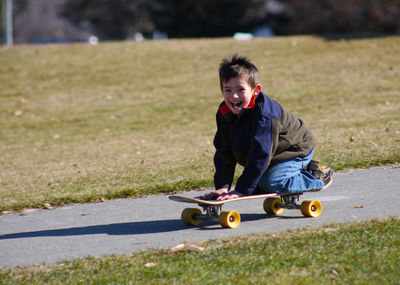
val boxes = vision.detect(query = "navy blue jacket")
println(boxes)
[213,92,314,195]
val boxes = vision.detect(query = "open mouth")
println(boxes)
[231,101,242,109]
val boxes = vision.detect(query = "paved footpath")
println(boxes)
[1,165,399,268]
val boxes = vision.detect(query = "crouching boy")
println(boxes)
[201,55,332,201]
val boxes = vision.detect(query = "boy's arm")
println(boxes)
[213,113,236,190]
[235,112,273,195]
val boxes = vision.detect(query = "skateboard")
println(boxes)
[169,191,322,229]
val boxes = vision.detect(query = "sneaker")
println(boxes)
[305,160,333,190]
[306,160,333,180]
[321,173,333,190]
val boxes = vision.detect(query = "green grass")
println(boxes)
[1,36,400,212]
[1,217,399,284]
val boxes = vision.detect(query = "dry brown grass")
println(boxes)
[1,36,399,212]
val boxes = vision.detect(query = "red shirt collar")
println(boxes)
[244,94,257,109]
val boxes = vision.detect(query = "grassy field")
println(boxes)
[1,217,399,284]
[1,35,400,212]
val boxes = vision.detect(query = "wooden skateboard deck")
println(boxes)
[168,193,278,206]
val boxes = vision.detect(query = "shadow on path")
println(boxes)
[0,219,185,240]
[0,213,304,240]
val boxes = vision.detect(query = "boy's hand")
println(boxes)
[216,191,243,201]
[199,188,228,200]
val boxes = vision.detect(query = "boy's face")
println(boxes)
[221,76,261,115]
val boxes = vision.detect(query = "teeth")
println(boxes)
[231,101,241,108]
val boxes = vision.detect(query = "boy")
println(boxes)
[201,55,332,201]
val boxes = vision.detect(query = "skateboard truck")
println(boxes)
[199,204,222,219]
[278,194,302,209]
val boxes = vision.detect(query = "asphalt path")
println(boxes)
[1,165,399,268]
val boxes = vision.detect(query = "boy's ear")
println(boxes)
[253,84,262,95]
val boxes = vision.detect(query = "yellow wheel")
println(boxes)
[219,210,241,228]
[263,197,284,215]
[300,200,322,217]
[181,208,202,226]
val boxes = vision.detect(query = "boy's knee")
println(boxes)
[258,178,288,193]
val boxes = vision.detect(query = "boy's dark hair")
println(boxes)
[219,54,259,90]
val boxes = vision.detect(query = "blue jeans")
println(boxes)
[257,148,324,194]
